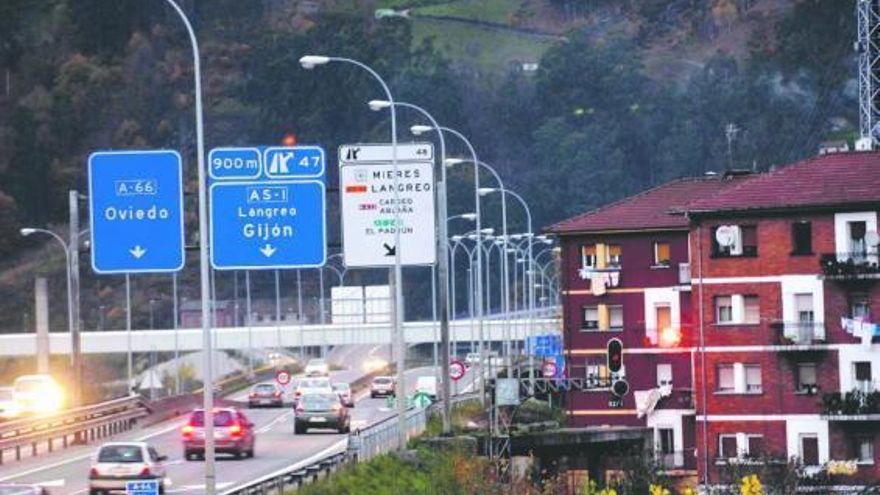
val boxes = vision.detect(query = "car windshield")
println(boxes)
[0,487,40,495]
[332,383,349,392]
[255,384,275,392]
[374,378,391,385]
[0,389,13,401]
[302,394,337,410]
[300,379,329,389]
[189,410,235,427]
[308,360,325,366]
[98,445,144,463]
[14,379,50,393]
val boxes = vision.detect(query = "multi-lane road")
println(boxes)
[0,359,477,494]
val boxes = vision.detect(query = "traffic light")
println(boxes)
[607,338,623,373]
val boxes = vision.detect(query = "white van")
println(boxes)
[415,376,439,401]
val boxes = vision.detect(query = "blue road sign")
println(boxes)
[528,334,561,357]
[264,146,324,179]
[209,147,261,180]
[88,150,184,274]
[126,480,159,495]
[210,181,326,269]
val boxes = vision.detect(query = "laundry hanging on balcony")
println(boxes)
[580,269,620,296]
[840,317,880,347]
[635,384,672,418]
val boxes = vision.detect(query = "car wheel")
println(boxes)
[370,392,376,398]
[89,489,102,495]
[247,448,255,458]
[159,485,166,495]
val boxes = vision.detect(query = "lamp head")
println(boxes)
[410,125,433,135]
[451,235,464,242]
[20,228,35,237]
[477,187,497,197]
[480,228,495,235]
[299,55,330,69]
[444,158,467,168]
[368,100,392,111]
[460,213,477,221]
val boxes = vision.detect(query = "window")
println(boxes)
[744,296,760,324]
[656,304,672,333]
[582,306,598,330]
[849,221,868,259]
[855,362,872,392]
[791,222,813,255]
[745,365,762,393]
[716,296,733,324]
[609,305,624,330]
[607,244,622,267]
[585,362,611,388]
[654,242,671,266]
[717,364,735,392]
[581,245,597,269]
[851,437,874,464]
[741,225,758,256]
[800,435,820,466]
[797,363,817,393]
[719,435,738,459]
[795,294,815,324]
[657,363,673,387]
[658,428,675,454]
[851,293,871,320]
[747,435,765,458]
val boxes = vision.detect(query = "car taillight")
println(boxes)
[274,390,282,397]
[295,390,301,396]
[89,467,100,478]
[182,424,194,438]
[139,465,151,477]
[249,392,256,398]
[295,405,304,413]
[332,403,342,412]
[230,424,242,437]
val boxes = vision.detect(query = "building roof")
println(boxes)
[683,152,880,215]
[547,174,748,235]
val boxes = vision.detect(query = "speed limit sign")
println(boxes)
[541,361,558,378]
[275,369,291,386]
[449,359,466,382]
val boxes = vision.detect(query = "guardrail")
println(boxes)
[0,395,149,464]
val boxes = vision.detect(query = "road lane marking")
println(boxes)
[35,479,65,487]
[256,411,292,434]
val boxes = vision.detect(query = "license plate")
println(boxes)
[310,417,327,423]
[214,431,225,439]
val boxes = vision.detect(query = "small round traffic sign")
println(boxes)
[541,361,558,378]
[449,359,466,382]
[275,369,291,386]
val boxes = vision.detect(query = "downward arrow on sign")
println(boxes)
[129,246,147,259]
[260,244,277,257]
[383,243,396,257]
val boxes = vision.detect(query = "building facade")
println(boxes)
[549,151,880,487]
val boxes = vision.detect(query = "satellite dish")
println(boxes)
[865,231,880,247]
[715,225,736,247]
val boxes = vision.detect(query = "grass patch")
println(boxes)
[295,448,499,495]
[412,18,556,72]
[421,398,485,437]
[415,0,522,25]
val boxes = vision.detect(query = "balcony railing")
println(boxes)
[771,321,826,345]
[678,263,691,284]
[821,390,880,418]
[655,448,696,470]
[820,252,880,279]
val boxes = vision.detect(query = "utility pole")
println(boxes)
[857,0,880,150]
[725,123,739,170]
[69,190,83,408]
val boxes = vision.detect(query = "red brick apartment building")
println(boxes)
[549,152,880,487]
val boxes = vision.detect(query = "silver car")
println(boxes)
[88,442,168,494]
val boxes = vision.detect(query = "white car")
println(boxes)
[464,353,481,367]
[293,377,333,405]
[304,359,330,377]
[13,374,63,415]
[0,387,19,420]
[88,442,169,494]
[415,376,439,401]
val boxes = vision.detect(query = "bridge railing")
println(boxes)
[0,395,150,465]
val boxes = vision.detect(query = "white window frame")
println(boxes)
[581,244,596,269]
[799,433,820,466]
[657,363,673,387]
[745,364,763,393]
[653,241,671,267]
[716,296,733,324]
[717,364,735,393]
[854,437,875,465]
[719,434,739,459]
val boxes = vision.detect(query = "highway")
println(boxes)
[0,359,478,494]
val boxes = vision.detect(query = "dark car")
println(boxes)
[294,393,350,434]
[182,408,256,460]
[0,485,50,495]
[248,383,283,408]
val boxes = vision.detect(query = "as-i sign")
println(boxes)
[339,143,436,267]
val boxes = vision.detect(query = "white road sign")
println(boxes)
[340,161,436,267]
[339,143,433,163]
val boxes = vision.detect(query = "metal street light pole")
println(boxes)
[300,55,406,449]
[161,1,215,490]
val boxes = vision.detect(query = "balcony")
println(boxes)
[678,263,691,285]
[656,449,695,471]
[821,390,880,420]
[820,252,880,280]
[771,321,827,347]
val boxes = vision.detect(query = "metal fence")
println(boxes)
[351,405,430,463]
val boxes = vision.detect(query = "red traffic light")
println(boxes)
[607,338,623,373]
